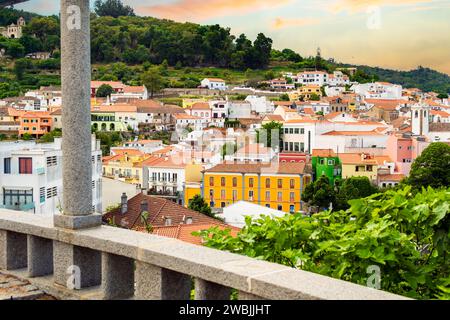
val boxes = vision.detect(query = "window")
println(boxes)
[232,190,237,201]
[46,187,57,199]
[277,192,282,202]
[221,190,225,200]
[319,159,325,165]
[249,178,254,188]
[3,188,33,206]
[290,192,295,202]
[290,205,295,213]
[232,177,237,187]
[294,128,299,134]
[209,177,214,186]
[221,202,226,208]
[277,179,282,188]
[165,218,172,226]
[290,179,295,189]
[265,178,270,188]
[265,191,270,201]
[366,165,373,172]
[248,190,254,200]
[186,217,193,224]
[289,128,293,134]
[300,128,305,134]
[97,155,101,161]
[4,158,11,174]
[277,205,283,211]
[19,158,32,174]
[284,128,289,134]
[209,189,214,199]
[39,187,45,203]
[265,204,271,208]
[46,156,57,167]
[221,177,225,187]
[92,156,95,164]
[328,159,335,165]
[92,181,95,190]
[294,142,300,152]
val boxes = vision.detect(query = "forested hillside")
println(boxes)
[0,7,449,97]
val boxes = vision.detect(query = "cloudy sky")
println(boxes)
[16,0,450,74]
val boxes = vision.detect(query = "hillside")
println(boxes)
[0,7,449,98]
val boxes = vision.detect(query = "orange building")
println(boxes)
[19,112,53,138]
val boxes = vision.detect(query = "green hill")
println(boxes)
[0,7,449,98]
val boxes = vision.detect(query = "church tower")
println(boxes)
[411,102,430,136]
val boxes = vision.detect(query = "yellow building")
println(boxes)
[339,153,378,182]
[298,85,322,100]
[202,163,311,213]
[102,150,150,187]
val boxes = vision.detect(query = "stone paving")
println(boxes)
[0,272,56,300]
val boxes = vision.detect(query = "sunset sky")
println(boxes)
[16,0,450,74]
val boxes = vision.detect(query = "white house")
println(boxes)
[245,95,275,114]
[353,82,403,100]
[227,144,275,163]
[0,136,102,215]
[123,139,164,153]
[327,71,350,86]
[185,102,211,122]
[295,71,328,86]
[227,101,252,119]
[201,78,227,91]
[217,201,286,228]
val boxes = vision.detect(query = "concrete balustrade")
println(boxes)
[0,209,410,300]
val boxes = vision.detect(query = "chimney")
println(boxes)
[121,193,128,214]
[140,200,148,213]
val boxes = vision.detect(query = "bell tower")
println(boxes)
[411,102,430,136]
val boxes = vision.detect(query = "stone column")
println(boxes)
[54,0,101,230]
[53,0,102,290]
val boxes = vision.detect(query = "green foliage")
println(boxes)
[256,121,283,148]
[0,81,22,98]
[437,93,448,99]
[141,67,164,98]
[302,175,336,210]
[94,0,135,18]
[96,84,114,97]
[406,142,450,190]
[309,93,321,101]
[21,133,33,141]
[198,186,450,299]
[335,177,379,210]
[221,142,237,160]
[188,195,216,219]
[279,93,290,101]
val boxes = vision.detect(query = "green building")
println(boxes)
[91,112,128,132]
[311,149,342,185]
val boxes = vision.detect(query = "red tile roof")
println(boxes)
[103,193,220,229]
[135,223,240,245]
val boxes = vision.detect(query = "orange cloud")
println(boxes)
[272,17,320,30]
[330,0,434,13]
[136,0,293,22]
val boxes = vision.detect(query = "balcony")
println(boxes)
[0,209,407,300]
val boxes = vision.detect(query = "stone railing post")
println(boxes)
[53,0,102,289]
[195,279,231,300]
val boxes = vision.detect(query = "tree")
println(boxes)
[302,175,336,210]
[251,33,273,69]
[437,93,448,99]
[96,84,114,97]
[94,0,135,18]
[221,143,237,160]
[257,121,283,148]
[279,94,290,101]
[13,58,32,80]
[141,67,164,98]
[21,133,33,141]
[188,195,216,219]
[406,142,450,190]
[309,93,321,101]
[335,177,379,210]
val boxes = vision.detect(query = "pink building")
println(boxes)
[385,133,413,175]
